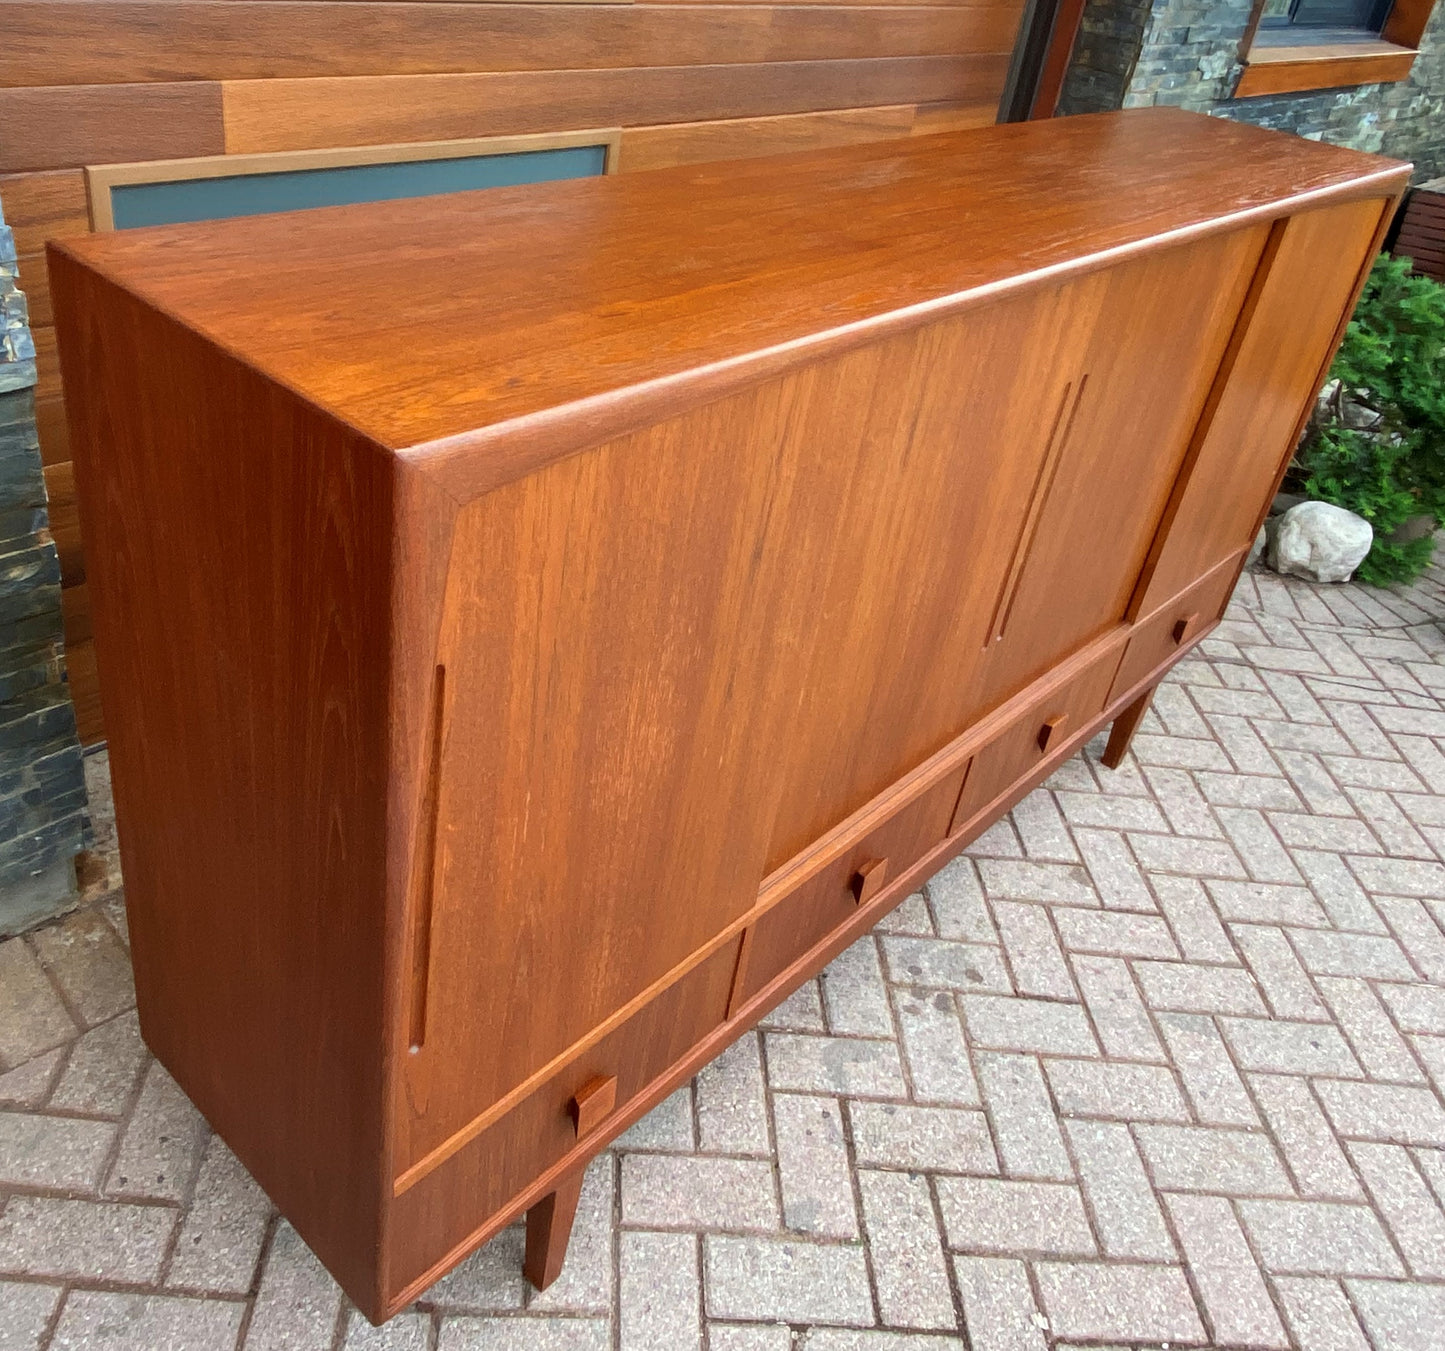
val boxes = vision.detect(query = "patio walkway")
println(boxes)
[4,553,1445,1351]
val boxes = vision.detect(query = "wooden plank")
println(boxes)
[1396,225,1445,247]
[64,637,105,748]
[60,579,92,646]
[2,4,1022,87]
[1029,0,1087,116]
[14,253,51,327]
[44,460,85,589]
[32,325,61,402]
[221,57,1011,153]
[0,83,225,173]
[617,104,917,173]
[910,97,998,133]
[1383,0,1434,48]
[1245,37,1407,60]
[0,172,90,252]
[36,396,69,467]
[1234,45,1416,97]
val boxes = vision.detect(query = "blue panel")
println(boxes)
[109,144,609,230]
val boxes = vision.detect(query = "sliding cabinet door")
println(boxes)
[966,224,1270,712]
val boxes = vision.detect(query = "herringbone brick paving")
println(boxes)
[4,554,1445,1350]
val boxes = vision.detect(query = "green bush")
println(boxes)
[1290,252,1445,586]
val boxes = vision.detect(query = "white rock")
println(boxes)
[1268,500,1373,583]
[1248,523,1268,566]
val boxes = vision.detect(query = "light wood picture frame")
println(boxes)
[86,129,623,231]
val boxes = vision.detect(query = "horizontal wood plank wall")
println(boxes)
[0,1,1022,744]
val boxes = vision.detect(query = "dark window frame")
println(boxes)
[1258,0,1394,32]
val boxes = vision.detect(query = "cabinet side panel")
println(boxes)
[48,252,394,1312]
[1136,196,1392,612]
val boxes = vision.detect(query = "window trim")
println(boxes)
[1234,0,1430,96]
[85,129,622,232]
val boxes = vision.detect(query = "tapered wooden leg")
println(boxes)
[524,1171,584,1290]
[524,1076,619,1290]
[1102,681,1159,769]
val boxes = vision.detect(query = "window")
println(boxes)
[1258,0,1392,34]
[1235,0,1427,96]
[86,131,620,233]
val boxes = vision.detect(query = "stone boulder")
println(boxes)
[1249,523,1268,566]
[1268,501,1373,584]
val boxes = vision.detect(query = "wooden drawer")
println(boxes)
[1111,553,1240,702]
[390,936,738,1296]
[739,763,968,1007]
[951,643,1122,833]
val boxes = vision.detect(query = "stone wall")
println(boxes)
[0,193,88,934]
[1061,0,1445,179]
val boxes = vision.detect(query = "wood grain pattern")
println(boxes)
[1383,0,1437,48]
[35,397,68,466]
[1113,552,1243,702]
[0,83,225,174]
[48,113,1404,1320]
[1133,196,1392,613]
[62,638,103,747]
[742,763,966,1004]
[951,637,1122,830]
[15,258,51,328]
[1395,182,1445,282]
[0,172,90,253]
[42,460,84,589]
[2,4,1021,86]
[617,103,918,171]
[48,252,396,1311]
[59,582,92,648]
[30,326,61,403]
[1102,680,1157,768]
[909,96,1002,132]
[1234,42,1417,97]
[1028,0,1087,115]
[59,110,1404,469]
[218,57,1009,153]
[961,224,1264,711]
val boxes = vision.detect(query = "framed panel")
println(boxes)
[86,129,621,231]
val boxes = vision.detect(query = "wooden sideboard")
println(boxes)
[49,107,1408,1322]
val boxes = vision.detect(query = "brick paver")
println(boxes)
[4,553,1445,1349]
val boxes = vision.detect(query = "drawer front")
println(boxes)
[389,938,737,1298]
[740,763,968,1006]
[1111,554,1241,703]
[951,643,1122,833]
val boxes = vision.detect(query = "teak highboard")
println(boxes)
[49,108,1408,1321]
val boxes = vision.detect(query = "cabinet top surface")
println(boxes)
[54,108,1405,461]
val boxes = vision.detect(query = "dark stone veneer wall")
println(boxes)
[0,192,88,934]
[1061,0,1445,180]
